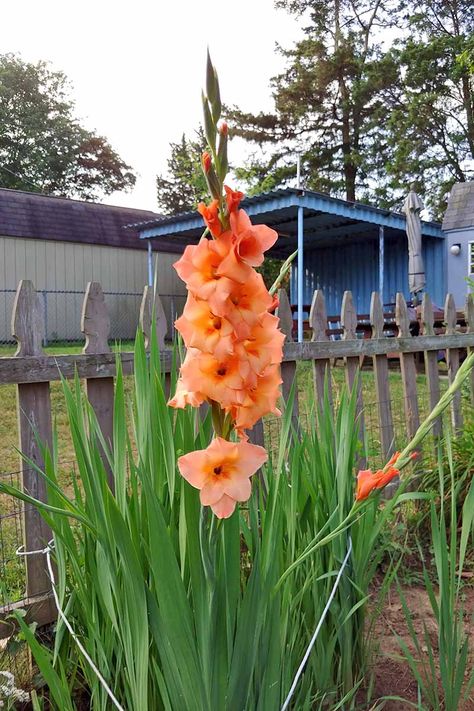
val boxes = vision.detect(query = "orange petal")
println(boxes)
[355,469,376,501]
[211,494,237,519]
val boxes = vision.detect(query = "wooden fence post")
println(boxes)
[309,290,332,411]
[370,292,394,460]
[12,281,54,601]
[396,293,420,440]
[341,291,365,463]
[276,288,299,427]
[466,293,474,406]
[421,293,442,443]
[81,282,115,491]
[444,293,463,432]
[140,285,170,398]
[139,285,167,351]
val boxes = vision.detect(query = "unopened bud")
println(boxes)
[219,121,228,137]
[202,151,212,174]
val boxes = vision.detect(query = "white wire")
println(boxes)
[17,542,125,711]
[280,537,353,711]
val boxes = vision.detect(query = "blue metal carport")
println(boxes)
[134,188,445,342]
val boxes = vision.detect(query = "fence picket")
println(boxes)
[139,285,167,350]
[310,290,332,410]
[140,285,170,397]
[396,293,420,440]
[370,292,394,460]
[11,280,54,608]
[81,282,115,491]
[341,291,365,463]
[421,293,442,441]
[444,293,463,432]
[276,288,299,425]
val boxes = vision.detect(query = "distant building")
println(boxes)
[443,182,474,306]
[0,189,186,342]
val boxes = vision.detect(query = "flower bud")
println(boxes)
[219,121,228,137]
[202,151,212,174]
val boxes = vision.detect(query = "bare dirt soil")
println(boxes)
[368,583,474,710]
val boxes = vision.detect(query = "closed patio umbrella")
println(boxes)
[403,185,425,297]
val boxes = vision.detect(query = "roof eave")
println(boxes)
[138,190,444,239]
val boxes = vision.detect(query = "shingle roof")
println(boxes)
[0,188,161,250]
[442,182,474,231]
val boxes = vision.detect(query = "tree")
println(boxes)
[0,54,135,199]
[156,128,209,214]
[384,0,474,218]
[228,0,399,203]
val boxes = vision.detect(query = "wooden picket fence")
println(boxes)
[0,278,473,638]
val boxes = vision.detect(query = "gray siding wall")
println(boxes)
[445,226,474,307]
[0,236,186,342]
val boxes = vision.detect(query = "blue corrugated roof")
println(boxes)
[129,188,443,250]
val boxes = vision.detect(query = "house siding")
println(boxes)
[0,236,186,342]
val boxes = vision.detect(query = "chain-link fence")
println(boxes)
[0,289,187,347]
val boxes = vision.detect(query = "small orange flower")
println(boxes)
[224,270,275,339]
[168,375,205,409]
[231,364,282,432]
[180,351,249,409]
[235,312,285,377]
[175,294,235,360]
[178,437,268,518]
[355,469,376,502]
[229,208,278,267]
[198,199,222,238]
[173,237,234,315]
[224,184,244,213]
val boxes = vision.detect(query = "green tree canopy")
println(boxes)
[0,54,135,199]
[227,0,473,218]
[384,0,474,218]
[228,0,399,203]
[156,127,209,214]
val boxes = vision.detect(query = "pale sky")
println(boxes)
[1,1,302,211]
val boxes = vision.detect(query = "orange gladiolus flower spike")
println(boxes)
[178,437,268,518]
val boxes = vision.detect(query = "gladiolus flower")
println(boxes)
[168,375,205,409]
[173,237,234,315]
[175,294,235,359]
[198,199,222,238]
[180,351,249,409]
[202,151,212,174]
[355,454,405,501]
[224,270,275,339]
[231,364,282,432]
[224,184,244,213]
[229,208,278,267]
[178,437,268,518]
[235,312,285,376]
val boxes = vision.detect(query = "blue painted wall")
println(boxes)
[290,236,445,315]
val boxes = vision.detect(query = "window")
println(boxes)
[470,242,474,275]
